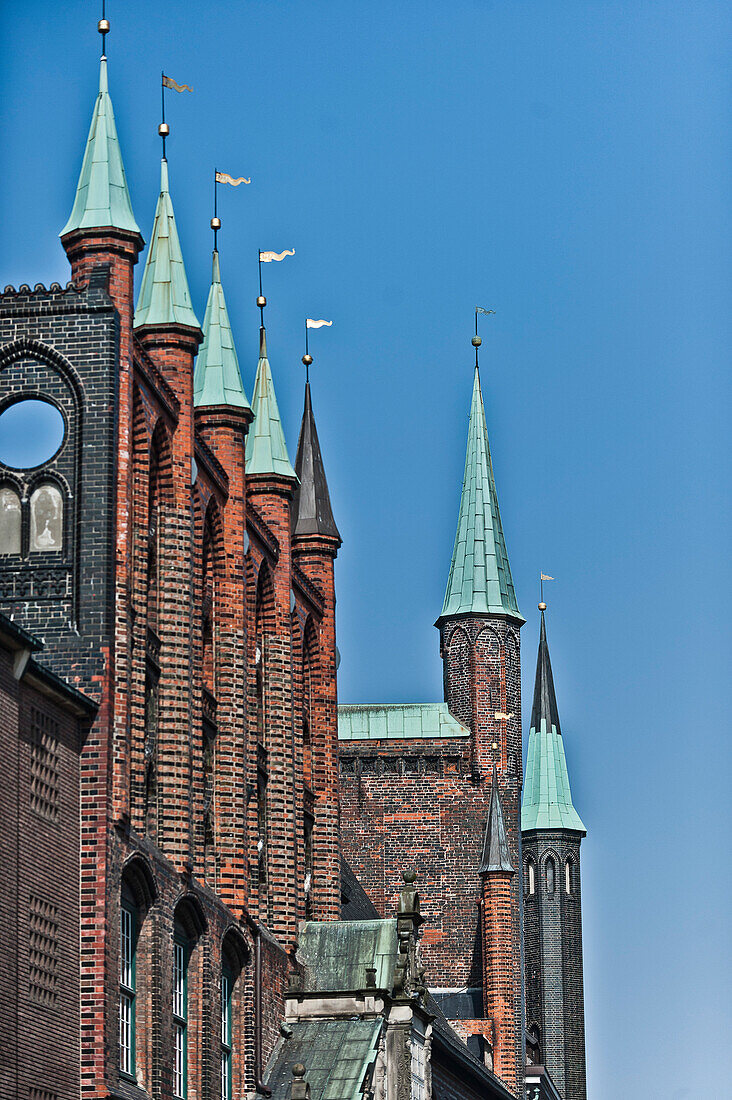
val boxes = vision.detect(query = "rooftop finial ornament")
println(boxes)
[474,305,495,369]
[210,170,251,250]
[98,0,109,56]
[257,248,295,327]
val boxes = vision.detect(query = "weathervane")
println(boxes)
[210,170,251,250]
[539,573,554,610]
[473,306,495,369]
[256,249,295,327]
[302,319,333,383]
[159,72,192,158]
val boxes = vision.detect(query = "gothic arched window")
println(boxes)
[0,486,21,554]
[30,482,63,552]
[545,857,556,894]
[525,858,536,896]
[565,858,572,895]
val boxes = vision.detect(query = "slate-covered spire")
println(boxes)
[439,367,522,623]
[291,383,340,540]
[61,58,140,238]
[479,765,514,874]
[522,612,586,832]
[193,251,250,409]
[134,159,199,330]
[245,328,296,479]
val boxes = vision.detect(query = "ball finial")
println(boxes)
[256,295,267,308]
[538,602,547,611]
[472,335,482,348]
[210,217,221,231]
[302,353,313,367]
[292,1065,306,1079]
[402,869,417,884]
[158,122,170,138]
[98,18,110,34]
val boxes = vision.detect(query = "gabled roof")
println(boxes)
[291,383,340,540]
[479,766,514,874]
[134,159,199,330]
[439,368,522,623]
[245,328,297,479]
[193,251,250,409]
[60,58,140,238]
[522,612,586,833]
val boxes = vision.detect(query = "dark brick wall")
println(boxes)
[522,830,586,1100]
[0,645,82,1100]
[339,612,524,1096]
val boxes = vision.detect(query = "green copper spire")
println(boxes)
[61,58,140,238]
[522,612,586,833]
[193,252,250,409]
[245,329,297,479]
[439,368,522,621]
[134,159,199,330]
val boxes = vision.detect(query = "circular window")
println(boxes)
[0,399,66,469]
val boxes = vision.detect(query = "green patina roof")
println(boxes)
[193,251,250,409]
[245,328,296,479]
[134,159,200,330]
[439,368,522,622]
[522,613,586,833]
[338,702,470,741]
[297,919,398,992]
[61,58,140,238]
[264,1018,382,1100]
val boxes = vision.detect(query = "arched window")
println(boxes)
[120,882,137,1078]
[30,482,63,552]
[0,486,21,554]
[545,857,556,894]
[220,930,249,1100]
[201,509,218,883]
[525,859,536,896]
[173,920,190,1099]
[565,858,572,895]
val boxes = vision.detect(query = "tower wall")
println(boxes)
[522,830,586,1100]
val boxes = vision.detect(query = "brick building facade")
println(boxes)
[0,28,588,1100]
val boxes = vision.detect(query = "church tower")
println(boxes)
[435,362,525,1091]
[522,609,587,1099]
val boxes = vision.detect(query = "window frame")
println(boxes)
[119,887,137,1079]
[173,930,189,1099]
[220,963,233,1100]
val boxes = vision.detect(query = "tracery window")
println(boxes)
[30,483,63,551]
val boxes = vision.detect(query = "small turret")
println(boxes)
[291,382,340,543]
[245,328,296,481]
[194,251,250,410]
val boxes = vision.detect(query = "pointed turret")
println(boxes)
[193,252,250,409]
[522,611,586,832]
[438,368,521,624]
[245,329,296,480]
[291,383,340,541]
[479,766,514,874]
[134,159,199,331]
[61,58,140,238]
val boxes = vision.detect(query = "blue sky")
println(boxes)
[1,2,730,1095]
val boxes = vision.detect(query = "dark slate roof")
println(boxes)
[531,610,561,734]
[430,987,483,1020]
[478,766,514,874]
[297,919,398,992]
[291,382,340,541]
[340,858,380,921]
[264,1018,382,1100]
[425,993,515,1100]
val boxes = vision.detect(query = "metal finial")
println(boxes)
[160,72,168,158]
[474,306,495,369]
[539,573,554,607]
[98,0,109,54]
[538,602,547,611]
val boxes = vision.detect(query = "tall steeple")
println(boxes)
[193,251,250,409]
[438,367,522,624]
[291,383,340,541]
[522,611,586,833]
[134,159,199,331]
[245,329,296,480]
[60,57,140,238]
